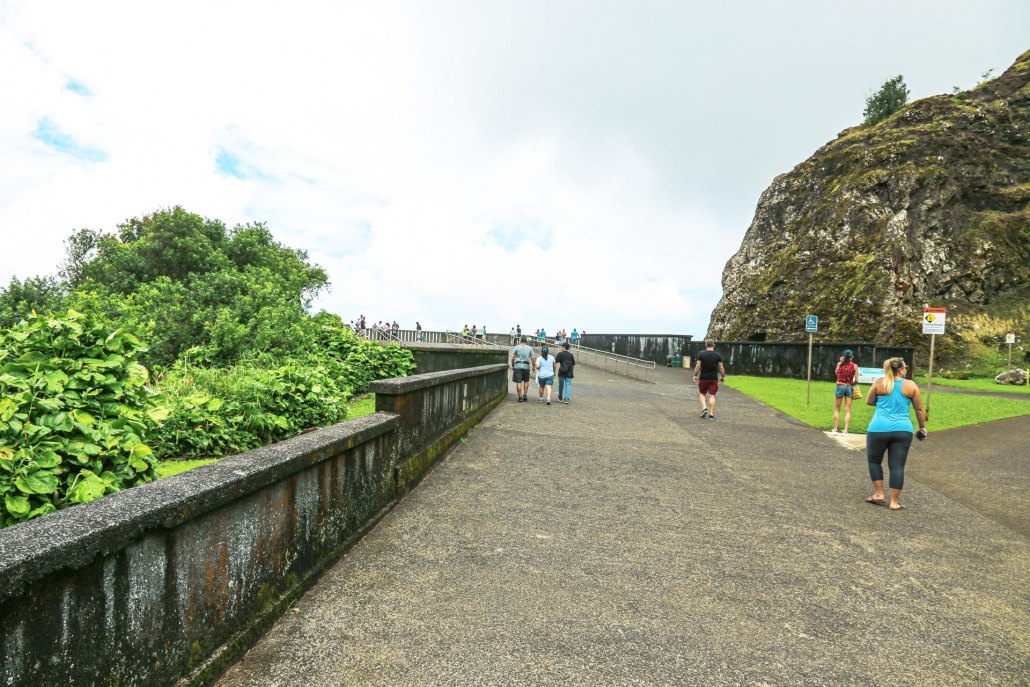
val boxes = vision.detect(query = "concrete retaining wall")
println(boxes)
[407,344,508,373]
[683,342,916,379]
[0,363,508,687]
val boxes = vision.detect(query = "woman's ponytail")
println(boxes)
[882,357,905,394]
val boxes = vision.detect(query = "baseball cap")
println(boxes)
[843,349,853,356]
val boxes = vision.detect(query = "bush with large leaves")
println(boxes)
[148,322,415,459]
[0,311,166,528]
[149,360,347,459]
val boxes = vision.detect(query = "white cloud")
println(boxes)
[1,0,1028,338]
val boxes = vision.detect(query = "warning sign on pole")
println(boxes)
[922,307,946,335]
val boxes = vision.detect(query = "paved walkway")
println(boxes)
[218,364,1030,687]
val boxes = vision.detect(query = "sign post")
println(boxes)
[1006,332,1016,369]
[922,307,946,413]
[805,315,818,405]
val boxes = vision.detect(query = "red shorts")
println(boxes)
[698,379,719,395]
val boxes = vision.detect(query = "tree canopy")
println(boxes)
[864,75,910,126]
[1,206,330,367]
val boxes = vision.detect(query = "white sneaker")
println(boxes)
[842,430,849,436]
[831,429,838,436]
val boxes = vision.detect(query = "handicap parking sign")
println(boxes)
[805,315,818,333]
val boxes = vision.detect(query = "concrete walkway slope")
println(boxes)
[217,364,1030,687]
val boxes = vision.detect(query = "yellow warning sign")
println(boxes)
[923,307,946,334]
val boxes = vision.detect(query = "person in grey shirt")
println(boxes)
[511,335,534,402]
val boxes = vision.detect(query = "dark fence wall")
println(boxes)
[683,341,916,380]
[0,363,508,687]
[579,334,694,364]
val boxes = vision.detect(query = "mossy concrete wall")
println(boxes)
[0,363,508,687]
[406,344,508,374]
[683,342,916,379]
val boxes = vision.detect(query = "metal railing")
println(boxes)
[522,336,656,381]
[361,329,656,381]
[363,326,404,344]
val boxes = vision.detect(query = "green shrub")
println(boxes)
[0,311,165,528]
[148,323,414,459]
[149,360,347,459]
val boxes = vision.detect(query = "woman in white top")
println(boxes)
[535,346,556,405]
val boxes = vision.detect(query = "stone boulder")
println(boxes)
[995,369,1028,386]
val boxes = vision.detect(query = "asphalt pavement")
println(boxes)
[217,363,1030,687]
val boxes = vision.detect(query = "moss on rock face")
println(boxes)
[709,48,1030,367]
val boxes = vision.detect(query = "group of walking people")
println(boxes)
[829,350,928,508]
[691,340,927,511]
[510,336,576,405]
[463,324,486,340]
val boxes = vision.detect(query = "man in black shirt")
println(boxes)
[554,342,576,404]
[693,339,726,420]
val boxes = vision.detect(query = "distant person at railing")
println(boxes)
[463,324,468,338]
[516,324,521,341]
[391,321,399,336]
[510,327,516,345]
[571,329,579,348]
[539,328,546,344]
[416,321,423,341]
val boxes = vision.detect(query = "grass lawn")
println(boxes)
[724,376,1030,433]
[914,375,1030,394]
[345,393,376,419]
[155,458,217,478]
[156,394,379,478]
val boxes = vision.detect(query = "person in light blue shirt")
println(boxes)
[535,346,556,405]
[570,328,579,348]
[511,336,534,402]
[864,357,927,510]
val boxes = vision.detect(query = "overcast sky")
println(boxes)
[2,1,1028,337]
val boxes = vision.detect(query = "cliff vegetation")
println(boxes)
[708,49,1030,374]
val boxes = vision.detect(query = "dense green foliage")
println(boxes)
[0,275,66,329]
[153,393,378,479]
[149,324,413,459]
[0,207,330,368]
[864,75,910,125]
[0,311,165,527]
[0,207,415,526]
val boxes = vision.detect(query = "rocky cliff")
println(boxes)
[708,49,1030,360]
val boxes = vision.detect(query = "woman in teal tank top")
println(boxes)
[864,358,927,510]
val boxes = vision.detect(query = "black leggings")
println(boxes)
[866,431,914,490]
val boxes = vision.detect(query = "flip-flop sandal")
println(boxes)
[889,505,905,510]
[865,497,886,505]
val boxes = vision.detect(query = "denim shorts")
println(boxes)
[538,375,554,387]
[835,385,853,399]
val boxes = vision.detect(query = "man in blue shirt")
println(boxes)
[511,336,534,402]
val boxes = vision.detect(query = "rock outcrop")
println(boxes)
[995,369,1028,385]
[708,49,1030,348]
